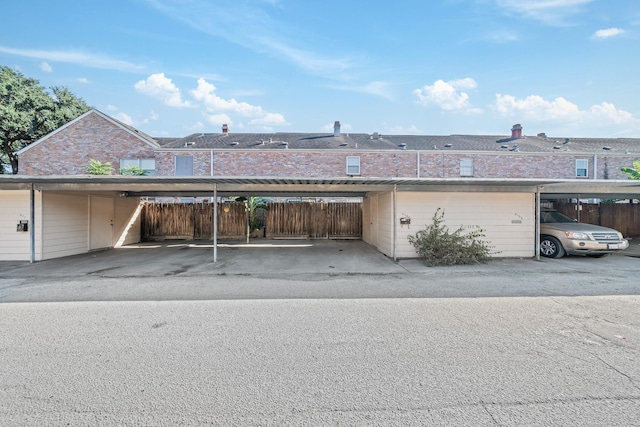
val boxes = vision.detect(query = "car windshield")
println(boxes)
[541,211,576,223]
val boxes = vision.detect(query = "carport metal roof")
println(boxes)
[2,175,639,198]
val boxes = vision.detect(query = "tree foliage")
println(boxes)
[407,208,493,266]
[120,165,148,176]
[621,161,640,180]
[230,196,270,231]
[0,66,90,174]
[87,159,113,175]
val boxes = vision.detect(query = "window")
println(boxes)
[175,155,194,176]
[460,158,473,177]
[120,158,156,175]
[576,159,588,178]
[346,156,360,175]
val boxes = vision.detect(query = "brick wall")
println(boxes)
[18,111,638,180]
[18,112,157,175]
[153,149,637,180]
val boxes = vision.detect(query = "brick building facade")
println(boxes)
[17,109,639,181]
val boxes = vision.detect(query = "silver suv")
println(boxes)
[540,209,629,258]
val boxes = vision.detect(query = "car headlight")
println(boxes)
[565,231,590,240]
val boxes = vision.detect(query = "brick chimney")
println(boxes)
[222,124,229,134]
[333,121,341,137]
[511,124,522,139]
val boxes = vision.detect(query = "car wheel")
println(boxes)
[540,236,565,258]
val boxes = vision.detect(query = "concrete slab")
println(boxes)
[0,239,408,278]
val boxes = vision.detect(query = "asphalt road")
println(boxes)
[1,243,640,425]
[2,296,640,426]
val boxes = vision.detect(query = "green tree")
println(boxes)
[621,161,640,180]
[230,196,269,231]
[87,159,113,175]
[0,66,90,174]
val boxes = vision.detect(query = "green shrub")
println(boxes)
[120,165,147,176]
[408,208,492,266]
[87,159,113,175]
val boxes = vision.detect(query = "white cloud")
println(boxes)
[144,0,355,78]
[328,81,394,100]
[40,62,52,72]
[113,112,134,126]
[593,28,625,39]
[76,77,90,84]
[106,105,118,112]
[141,110,160,124]
[414,78,483,114]
[0,45,144,72]
[192,79,262,115]
[492,93,640,134]
[249,113,288,126]
[206,113,233,127]
[496,0,593,24]
[191,78,289,127]
[382,124,423,135]
[134,73,191,108]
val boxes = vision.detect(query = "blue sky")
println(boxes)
[2,0,639,138]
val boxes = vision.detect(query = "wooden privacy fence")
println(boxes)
[142,202,246,240]
[553,202,640,237]
[142,201,362,240]
[265,202,362,239]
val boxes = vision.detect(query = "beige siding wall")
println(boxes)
[376,192,394,257]
[362,196,371,244]
[395,192,535,258]
[0,190,42,261]
[114,197,143,246]
[42,192,90,259]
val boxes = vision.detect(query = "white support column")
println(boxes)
[213,184,218,262]
[30,183,35,264]
[393,184,397,262]
[535,186,541,261]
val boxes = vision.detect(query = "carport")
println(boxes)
[1,175,639,263]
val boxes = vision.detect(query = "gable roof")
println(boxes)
[16,109,160,155]
[156,131,640,154]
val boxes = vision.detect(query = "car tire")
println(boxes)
[540,236,565,258]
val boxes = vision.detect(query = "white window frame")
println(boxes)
[460,158,474,177]
[175,155,194,176]
[346,156,361,175]
[120,158,156,175]
[576,159,588,178]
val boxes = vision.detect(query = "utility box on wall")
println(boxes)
[17,220,28,232]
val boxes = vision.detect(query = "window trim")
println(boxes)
[175,155,194,176]
[460,158,474,177]
[119,158,156,175]
[346,156,361,176]
[576,159,588,178]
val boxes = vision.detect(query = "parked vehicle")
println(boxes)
[539,209,629,258]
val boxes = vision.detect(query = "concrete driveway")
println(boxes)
[1,239,640,302]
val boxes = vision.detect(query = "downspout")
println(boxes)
[30,183,35,263]
[535,186,541,261]
[393,184,397,262]
[593,155,597,180]
[213,184,218,262]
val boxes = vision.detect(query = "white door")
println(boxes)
[90,196,114,250]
